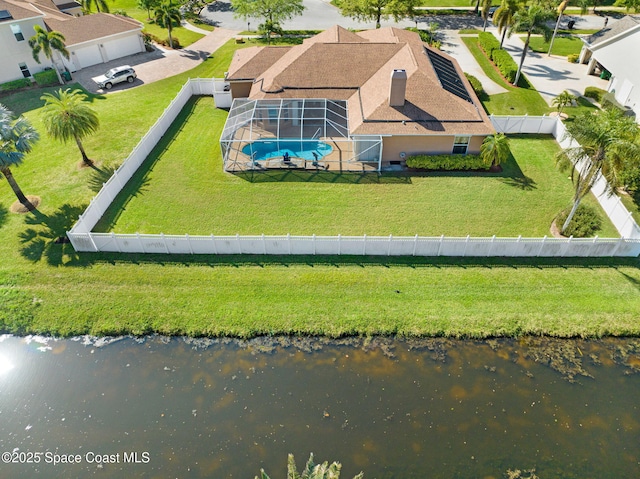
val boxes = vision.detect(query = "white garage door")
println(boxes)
[73,44,103,69]
[103,35,142,63]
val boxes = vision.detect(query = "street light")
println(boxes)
[548,0,568,57]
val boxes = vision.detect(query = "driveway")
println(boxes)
[72,28,238,94]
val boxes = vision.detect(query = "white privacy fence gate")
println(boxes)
[65,83,640,257]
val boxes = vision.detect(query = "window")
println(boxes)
[11,24,24,42]
[19,63,30,78]
[452,135,470,154]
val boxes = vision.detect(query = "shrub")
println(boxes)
[33,69,58,86]
[478,32,500,60]
[0,78,31,92]
[167,37,181,49]
[406,154,490,171]
[464,73,484,96]
[584,86,606,102]
[492,49,517,83]
[567,53,579,63]
[406,27,440,50]
[556,204,602,237]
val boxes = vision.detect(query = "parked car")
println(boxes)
[488,6,499,18]
[91,65,136,90]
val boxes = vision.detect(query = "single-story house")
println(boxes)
[579,15,640,119]
[220,26,495,172]
[0,0,144,84]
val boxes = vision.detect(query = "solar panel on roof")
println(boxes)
[0,10,13,20]
[425,49,473,104]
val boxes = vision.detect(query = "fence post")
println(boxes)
[186,234,194,254]
[611,236,625,256]
[362,234,367,255]
[287,233,291,254]
[211,234,218,254]
[436,234,444,256]
[537,235,547,257]
[236,233,242,254]
[462,234,470,257]
[562,236,573,257]
[338,234,341,255]
[262,233,267,254]
[112,232,121,253]
[160,233,169,254]
[313,233,316,255]
[137,232,145,253]
[387,234,393,256]
[487,235,496,256]
[412,234,418,256]
[88,232,99,252]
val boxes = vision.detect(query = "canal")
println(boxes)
[0,335,638,478]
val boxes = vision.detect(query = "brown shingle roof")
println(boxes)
[227,46,292,81]
[585,15,640,46]
[230,26,494,137]
[44,12,142,46]
[0,0,43,21]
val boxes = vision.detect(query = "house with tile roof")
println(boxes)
[579,15,640,119]
[0,0,144,85]
[220,26,495,172]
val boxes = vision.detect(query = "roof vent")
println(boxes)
[389,69,407,107]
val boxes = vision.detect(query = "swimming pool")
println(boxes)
[242,139,333,161]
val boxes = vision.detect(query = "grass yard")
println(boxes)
[524,35,584,57]
[96,99,618,238]
[1,41,640,339]
[110,0,205,47]
[461,36,552,116]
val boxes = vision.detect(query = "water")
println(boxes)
[0,335,639,479]
[242,140,333,161]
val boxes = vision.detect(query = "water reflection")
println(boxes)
[0,335,638,479]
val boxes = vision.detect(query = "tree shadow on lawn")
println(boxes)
[499,152,537,191]
[73,251,640,271]
[19,204,88,266]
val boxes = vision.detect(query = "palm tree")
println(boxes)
[493,0,520,48]
[28,25,69,84]
[256,453,364,479]
[556,108,640,234]
[138,0,159,19]
[480,133,510,168]
[552,90,576,115]
[0,105,40,211]
[154,0,182,49]
[480,0,492,31]
[508,4,554,85]
[40,89,99,167]
[81,0,110,13]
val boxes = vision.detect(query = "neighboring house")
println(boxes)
[220,26,494,172]
[0,0,144,84]
[579,15,640,119]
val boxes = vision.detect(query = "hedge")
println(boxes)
[33,69,58,86]
[492,49,517,83]
[406,154,490,171]
[584,86,606,102]
[478,32,500,60]
[0,78,31,92]
[464,73,484,96]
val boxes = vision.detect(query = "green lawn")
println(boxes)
[96,100,617,238]
[524,35,584,57]
[1,40,640,339]
[461,36,552,116]
[110,0,205,47]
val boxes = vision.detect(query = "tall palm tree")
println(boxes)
[508,4,554,85]
[154,0,182,49]
[256,453,364,479]
[0,105,40,211]
[480,0,492,31]
[493,0,520,48]
[28,25,69,84]
[40,89,99,167]
[81,0,110,13]
[556,108,640,234]
[480,133,511,168]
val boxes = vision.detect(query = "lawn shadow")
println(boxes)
[19,204,88,266]
[0,83,106,116]
[619,270,640,292]
[0,203,8,230]
[499,151,537,191]
[92,96,199,232]
[234,169,412,184]
[88,165,118,193]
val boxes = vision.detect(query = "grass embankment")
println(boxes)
[110,0,206,47]
[1,41,640,339]
[460,36,552,115]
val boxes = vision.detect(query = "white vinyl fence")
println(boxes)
[66,86,640,257]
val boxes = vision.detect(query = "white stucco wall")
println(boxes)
[0,17,50,84]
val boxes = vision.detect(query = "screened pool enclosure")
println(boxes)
[220,98,383,172]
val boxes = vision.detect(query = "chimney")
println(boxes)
[389,69,407,107]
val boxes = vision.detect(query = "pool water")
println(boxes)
[242,139,333,161]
